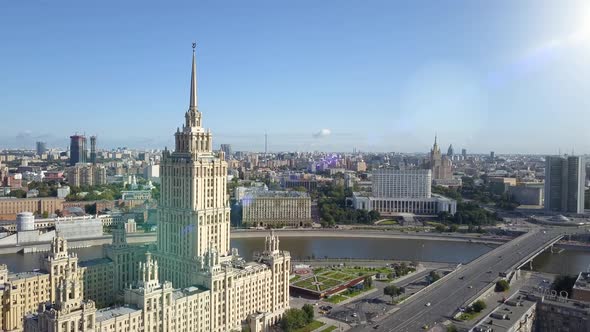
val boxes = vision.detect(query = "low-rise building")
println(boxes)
[572,271,590,302]
[0,197,64,220]
[242,191,312,227]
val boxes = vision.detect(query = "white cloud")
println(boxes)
[312,128,331,138]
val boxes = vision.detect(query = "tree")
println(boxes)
[446,325,458,332]
[448,224,459,232]
[280,308,309,331]
[368,210,380,222]
[495,280,510,292]
[552,275,577,297]
[301,304,314,323]
[384,285,404,303]
[8,189,26,198]
[42,211,49,218]
[428,271,441,283]
[435,224,446,233]
[85,203,97,215]
[472,300,486,313]
[364,276,373,289]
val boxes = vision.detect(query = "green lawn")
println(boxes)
[293,278,318,291]
[292,320,325,332]
[325,294,348,304]
[458,312,480,321]
[323,326,338,332]
[291,275,302,282]
[325,286,374,304]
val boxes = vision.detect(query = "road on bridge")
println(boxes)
[353,228,568,331]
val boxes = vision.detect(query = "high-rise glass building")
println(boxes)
[35,141,47,156]
[220,143,232,160]
[89,135,97,164]
[69,135,87,166]
[544,155,586,214]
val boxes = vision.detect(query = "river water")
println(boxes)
[0,237,588,276]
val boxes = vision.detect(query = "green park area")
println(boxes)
[292,268,365,293]
[292,320,325,332]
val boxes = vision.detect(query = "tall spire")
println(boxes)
[189,42,198,110]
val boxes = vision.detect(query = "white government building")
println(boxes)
[352,169,457,216]
[2,45,291,332]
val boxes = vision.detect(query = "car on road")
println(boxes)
[425,302,431,307]
[352,313,358,317]
[373,325,380,329]
[459,276,464,280]
[469,285,474,289]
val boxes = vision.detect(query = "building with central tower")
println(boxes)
[21,45,290,332]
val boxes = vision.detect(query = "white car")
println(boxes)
[425,302,431,307]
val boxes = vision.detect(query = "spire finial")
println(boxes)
[189,42,198,110]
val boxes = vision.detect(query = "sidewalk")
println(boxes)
[315,316,350,331]
[454,272,532,330]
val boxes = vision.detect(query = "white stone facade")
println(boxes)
[371,169,432,199]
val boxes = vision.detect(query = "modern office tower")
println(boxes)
[372,169,432,199]
[69,135,87,166]
[35,141,47,156]
[461,148,467,158]
[89,135,97,164]
[265,132,268,155]
[241,191,312,227]
[447,144,454,157]
[427,135,452,180]
[220,143,232,160]
[490,151,495,160]
[544,155,586,214]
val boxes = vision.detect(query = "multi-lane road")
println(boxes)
[353,227,570,331]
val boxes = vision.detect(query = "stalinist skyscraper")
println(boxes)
[153,44,291,331]
[156,43,232,288]
[19,45,289,332]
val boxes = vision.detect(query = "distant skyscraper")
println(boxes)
[69,135,87,166]
[35,141,47,156]
[426,135,452,180]
[544,155,586,214]
[220,144,232,160]
[265,132,268,155]
[447,144,454,157]
[461,148,467,158]
[90,136,97,164]
[490,151,495,160]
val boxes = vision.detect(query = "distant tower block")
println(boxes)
[90,136,97,164]
[69,134,87,166]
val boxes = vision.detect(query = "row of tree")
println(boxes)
[317,182,379,226]
[279,304,314,332]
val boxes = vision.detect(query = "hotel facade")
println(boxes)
[4,46,291,332]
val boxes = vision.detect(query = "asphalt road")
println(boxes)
[354,227,571,332]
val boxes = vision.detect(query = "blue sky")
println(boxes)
[1,0,590,153]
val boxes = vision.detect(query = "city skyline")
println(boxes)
[2,1,590,153]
